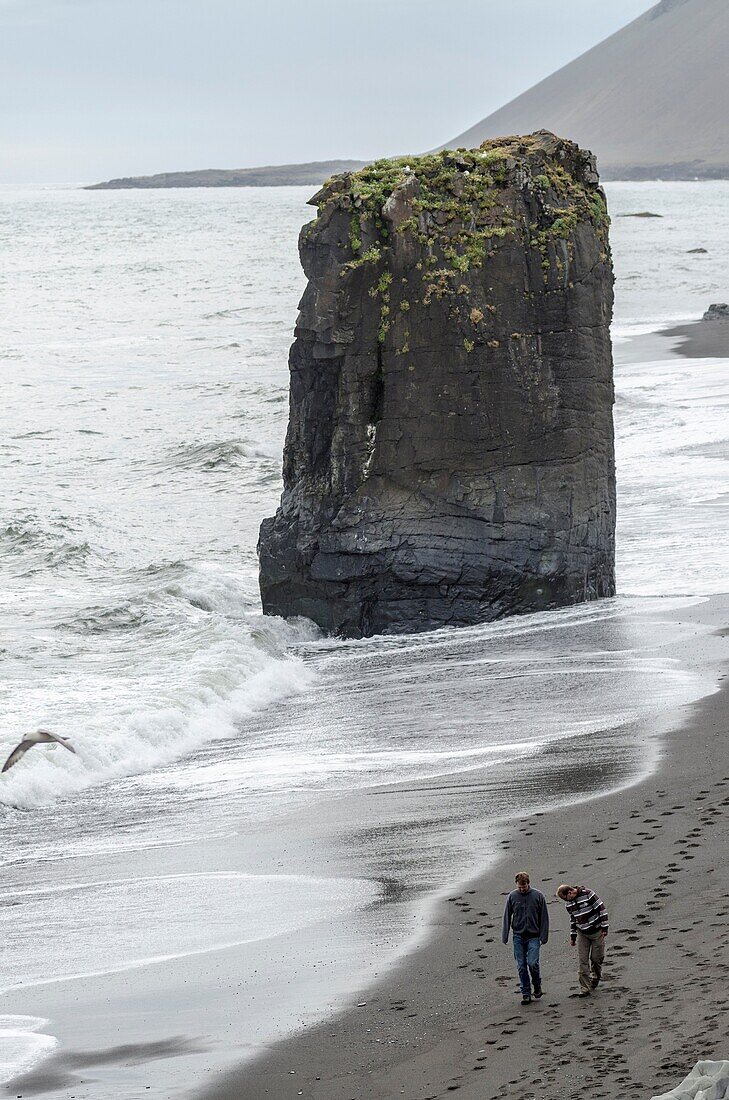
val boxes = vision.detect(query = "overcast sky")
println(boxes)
[1,0,657,184]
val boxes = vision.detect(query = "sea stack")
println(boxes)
[259,131,616,638]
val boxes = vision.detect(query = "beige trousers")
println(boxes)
[577,930,605,992]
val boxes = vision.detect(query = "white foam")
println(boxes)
[0,1016,57,1086]
[0,652,314,809]
[0,566,318,810]
[133,596,713,806]
[616,356,729,595]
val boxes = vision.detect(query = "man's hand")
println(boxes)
[601,930,608,939]
[570,938,577,947]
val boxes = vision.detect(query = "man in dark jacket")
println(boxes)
[502,871,549,1005]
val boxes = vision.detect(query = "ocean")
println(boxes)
[2,181,729,1095]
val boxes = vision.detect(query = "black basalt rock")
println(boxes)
[703,302,729,321]
[259,131,616,638]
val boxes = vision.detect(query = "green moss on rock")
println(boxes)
[311,132,611,339]
[317,134,609,291]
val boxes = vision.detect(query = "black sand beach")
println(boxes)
[613,315,729,366]
[663,315,729,360]
[198,598,729,1100]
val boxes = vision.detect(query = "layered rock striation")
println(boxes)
[259,131,616,637]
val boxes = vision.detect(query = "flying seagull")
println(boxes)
[2,729,77,773]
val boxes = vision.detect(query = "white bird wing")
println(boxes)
[2,741,35,773]
[42,733,77,754]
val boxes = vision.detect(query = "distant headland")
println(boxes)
[85,160,368,190]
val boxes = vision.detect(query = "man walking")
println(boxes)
[556,884,609,996]
[502,871,549,1005]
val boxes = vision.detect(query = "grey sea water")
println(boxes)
[2,182,729,1093]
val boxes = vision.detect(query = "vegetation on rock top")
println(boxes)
[308,133,611,344]
[316,133,608,261]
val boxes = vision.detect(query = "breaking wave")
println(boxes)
[0,562,319,810]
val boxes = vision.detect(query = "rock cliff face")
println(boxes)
[259,131,616,638]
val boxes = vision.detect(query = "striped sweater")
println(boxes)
[565,887,609,941]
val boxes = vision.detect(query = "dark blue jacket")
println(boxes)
[502,888,549,944]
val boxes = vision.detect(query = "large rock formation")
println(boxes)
[259,131,616,638]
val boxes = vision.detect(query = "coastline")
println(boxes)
[2,596,718,1099]
[198,594,729,1100]
[662,317,729,360]
[613,316,729,365]
[4,180,729,1100]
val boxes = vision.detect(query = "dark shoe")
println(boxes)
[521,994,532,1005]
[590,977,600,989]
[533,986,544,998]
[578,990,591,997]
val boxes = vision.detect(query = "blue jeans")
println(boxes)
[512,933,541,995]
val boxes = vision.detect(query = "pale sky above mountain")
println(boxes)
[1,0,656,184]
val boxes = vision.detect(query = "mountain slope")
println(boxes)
[445,0,729,178]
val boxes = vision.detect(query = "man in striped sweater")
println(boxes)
[556,884,609,997]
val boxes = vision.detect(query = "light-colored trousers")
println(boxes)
[577,930,605,992]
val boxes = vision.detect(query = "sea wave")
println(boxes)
[0,635,314,811]
[60,601,152,634]
[161,439,247,470]
[153,438,280,473]
[0,514,94,576]
[0,562,318,810]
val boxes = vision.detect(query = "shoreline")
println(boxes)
[613,316,729,365]
[2,597,716,1099]
[4,180,729,1100]
[5,316,729,1097]
[662,317,729,360]
[198,595,729,1100]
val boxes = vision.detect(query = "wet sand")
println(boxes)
[613,316,729,366]
[199,604,729,1100]
[662,317,729,359]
